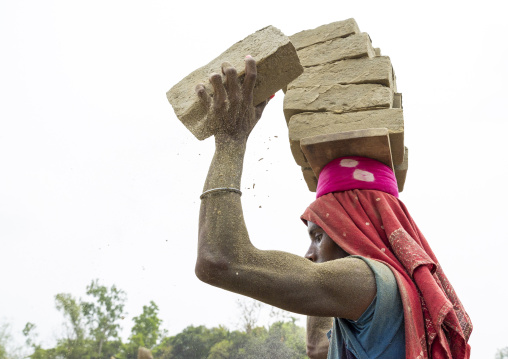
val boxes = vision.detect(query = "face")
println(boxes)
[305,221,349,263]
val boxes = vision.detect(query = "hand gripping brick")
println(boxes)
[167,26,303,140]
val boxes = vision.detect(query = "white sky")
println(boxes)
[1,0,507,357]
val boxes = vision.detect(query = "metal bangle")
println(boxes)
[200,187,242,200]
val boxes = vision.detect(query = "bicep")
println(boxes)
[227,250,376,320]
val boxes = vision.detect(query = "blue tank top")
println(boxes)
[326,256,405,358]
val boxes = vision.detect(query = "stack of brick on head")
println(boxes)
[286,19,472,357]
[168,21,472,359]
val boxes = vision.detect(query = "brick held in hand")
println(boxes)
[167,26,303,140]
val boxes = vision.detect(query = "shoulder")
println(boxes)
[354,256,398,290]
[349,256,401,318]
[334,256,406,357]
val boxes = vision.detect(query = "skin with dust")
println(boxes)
[195,58,376,358]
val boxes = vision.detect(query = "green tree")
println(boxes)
[1,322,22,359]
[82,279,126,358]
[22,322,38,349]
[151,336,173,359]
[207,339,233,359]
[53,293,90,358]
[155,325,229,359]
[235,299,262,335]
[497,347,508,359]
[119,301,164,359]
[22,323,53,359]
[130,301,163,348]
[152,319,308,359]
[55,293,85,341]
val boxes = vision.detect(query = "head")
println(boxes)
[305,221,349,263]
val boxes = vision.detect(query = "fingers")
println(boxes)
[209,73,227,110]
[242,56,257,104]
[255,99,268,121]
[221,62,241,104]
[195,84,211,110]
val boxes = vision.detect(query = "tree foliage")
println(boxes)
[21,284,308,359]
[82,279,126,358]
[118,301,165,359]
[497,347,508,359]
[1,322,23,359]
[24,279,127,359]
[150,321,307,359]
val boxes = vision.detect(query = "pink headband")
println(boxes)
[315,156,399,198]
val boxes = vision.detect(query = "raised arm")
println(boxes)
[194,57,376,320]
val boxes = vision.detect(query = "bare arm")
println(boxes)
[306,316,333,359]
[195,58,376,320]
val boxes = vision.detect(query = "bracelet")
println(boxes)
[200,187,242,200]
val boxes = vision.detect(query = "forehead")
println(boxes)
[307,221,320,233]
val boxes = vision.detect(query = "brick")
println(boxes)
[167,26,303,140]
[392,66,398,93]
[302,167,318,192]
[288,57,393,90]
[374,48,381,56]
[299,129,391,193]
[288,109,404,166]
[297,33,375,68]
[283,84,393,123]
[394,147,408,192]
[301,128,393,176]
[301,147,408,193]
[393,92,402,109]
[290,18,360,50]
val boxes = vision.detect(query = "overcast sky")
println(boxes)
[1,0,507,357]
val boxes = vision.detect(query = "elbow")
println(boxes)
[306,342,329,359]
[195,252,231,287]
[306,344,317,359]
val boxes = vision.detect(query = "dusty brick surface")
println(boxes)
[290,18,360,51]
[287,56,393,90]
[167,26,303,140]
[288,109,404,166]
[282,19,408,192]
[393,92,402,109]
[394,146,408,192]
[297,33,375,68]
[301,167,318,191]
[283,84,393,123]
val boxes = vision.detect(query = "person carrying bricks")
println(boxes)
[194,56,472,359]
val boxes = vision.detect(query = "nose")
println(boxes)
[305,245,315,262]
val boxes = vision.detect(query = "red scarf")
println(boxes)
[301,190,472,359]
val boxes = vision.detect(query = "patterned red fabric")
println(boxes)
[301,190,472,359]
